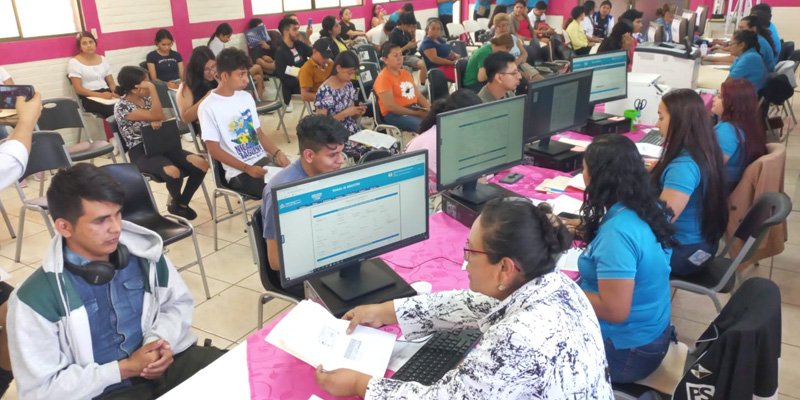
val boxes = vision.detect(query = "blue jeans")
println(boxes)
[383,112,422,132]
[670,241,719,277]
[604,325,674,383]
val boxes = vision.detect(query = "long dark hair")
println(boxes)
[580,135,676,248]
[740,15,776,54]
[651,89,728,243]
[564,6,585,29]
[75,31,97,52]
[321,15,337,38]
[208,23,232,46]
[185,46,217,104]
[719,78,767,166]
[599,19,633,52]
[418,89,482,133]
[480,197,571,280]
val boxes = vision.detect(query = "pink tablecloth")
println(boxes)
[246,212,470,400]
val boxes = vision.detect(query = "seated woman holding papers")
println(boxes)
[575,134,676,383]
[315,198,613,398]
[711,78,767,190]
[651,89,728,277]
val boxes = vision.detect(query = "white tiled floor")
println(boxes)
[2,96,800,398]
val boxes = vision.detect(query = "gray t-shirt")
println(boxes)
[477,85,514,103]
[261,160,309,240]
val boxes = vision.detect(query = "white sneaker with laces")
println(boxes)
[285,102,293,113]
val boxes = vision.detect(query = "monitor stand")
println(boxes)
[525,137,573,156]
[319,259,397,302]
[448,180,506,206]
[588,111,615,122]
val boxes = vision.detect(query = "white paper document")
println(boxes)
[349,130,398,149]
[547,194,584,216]
[556,137,591,149]
[265,300,396,377]
[556,248,583,272]
[87,97,119,105]
[636,142,663,159]
[567,174,586,191]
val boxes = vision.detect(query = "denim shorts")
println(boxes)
[604,325,675,383]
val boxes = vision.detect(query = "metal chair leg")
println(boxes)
[212,190,220,251]
[14,208,26,262]
[200,182,214,216]
[0,200,15,239]
[190,229,211,299]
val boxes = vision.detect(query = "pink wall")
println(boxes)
[0,0,440,65]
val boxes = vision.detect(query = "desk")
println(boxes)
[697,64,729,90]
[164,152,597,399]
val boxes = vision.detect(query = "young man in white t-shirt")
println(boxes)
[198,48,290,198]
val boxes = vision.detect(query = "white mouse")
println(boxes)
[410,280,432,294]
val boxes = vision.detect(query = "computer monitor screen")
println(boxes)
[683,11,696,42]
[524,70,593,144]
[273,150,429,290]
[571,51,628,104]
[648,22,664,43]
[677,17,688,43]
[436,95,525,193]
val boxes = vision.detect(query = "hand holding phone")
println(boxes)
[307,18,313,29]
[13,91,42,126]
[0,85,34,109]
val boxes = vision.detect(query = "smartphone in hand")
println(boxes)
[0,85,34,109]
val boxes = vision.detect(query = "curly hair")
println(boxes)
[480,197,572,280]
[580,135,677,248]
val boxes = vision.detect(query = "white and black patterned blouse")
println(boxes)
[113,96,152,149]
[366,272,613,399]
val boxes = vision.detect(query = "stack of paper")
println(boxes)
[636,143,663,159]
[265,300,396,377]
[548,194,584,216]
[567,174,586,191]
[535,176,571,193]
[349,130,398,149]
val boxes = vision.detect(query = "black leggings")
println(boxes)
[128,144,207,206]
[440,14,453,38]
[78,89,115,118]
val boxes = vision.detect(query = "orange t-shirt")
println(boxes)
[373,68,418,116]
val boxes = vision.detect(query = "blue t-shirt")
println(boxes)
[262,160,309,241]
[419,36,451,69]
[715,121,745,184]
[769,22,781,53]
[578,203,672,350]
[757,34,777,72]
[496,0,517,6]
[660,152,704,245]
[473,0,490,12]
[730,48,767,91]
[388,11,401,23]
[438,1,454,16]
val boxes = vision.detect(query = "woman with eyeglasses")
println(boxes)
[727,30,768,91]
[574,134,676,383]
[175,46,218,135]
[314,198,613,398]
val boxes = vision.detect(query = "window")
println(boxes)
[0,0,82,40]
[251,0,362,15]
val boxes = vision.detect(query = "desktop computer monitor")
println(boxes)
[648,22,665,43]
[436,95,525,204]
[677,17,689,44]
[696,6,708,36]
[681,11,696,43]
[571,50,628,105]
[523,70,593,155]
[272,150,429,302]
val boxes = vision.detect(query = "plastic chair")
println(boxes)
[670,192,792,312]
[426,68,450,103]
[446,22,466,41]
[252,208,302,328]
[462,20,482,44]
[36,98,117,164]
[14,132,72,262]
[370,95,405,148]
[455,57,469,90]
[476,18,490,30]
[355,43,380,65]
[246,74,290,143]
[759,75,795,142]
[358,149,393,164]
[100,163,211,299]
[165,87,206,154]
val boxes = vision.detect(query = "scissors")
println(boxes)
[634,98,647,112]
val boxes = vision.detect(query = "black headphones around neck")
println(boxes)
[63,244,131,285]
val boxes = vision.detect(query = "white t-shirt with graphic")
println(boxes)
[198,90,266,181]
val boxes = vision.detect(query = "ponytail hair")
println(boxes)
[115,66,148,97]
[208,23,233,46]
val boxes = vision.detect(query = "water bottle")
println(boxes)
[700,42,708,57]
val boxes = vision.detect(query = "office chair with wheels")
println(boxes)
[252,208,303,328]
[14,132,72,262]
[670,192,791,312]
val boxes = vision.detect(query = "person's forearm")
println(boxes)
[258,131,281,158]
[207,142,250,172]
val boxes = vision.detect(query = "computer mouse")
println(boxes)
[410,280,432,294]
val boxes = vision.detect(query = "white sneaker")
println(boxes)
[181,133,195,143]
[285,102,293,113]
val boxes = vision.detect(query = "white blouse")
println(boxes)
[208,37,226,57]
[366,272,613,399]
[67,57,112,91]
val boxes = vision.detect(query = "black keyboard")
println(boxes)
[391,329,482,385]
[638,130,664,146]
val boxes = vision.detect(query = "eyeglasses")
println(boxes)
[463,242,493,261]
[498,70,521,76]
